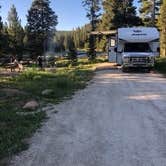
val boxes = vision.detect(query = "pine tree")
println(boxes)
[26,0,58,59]
[0,5,10,55]
[0,5,3,54]
[7,4,24,59]
[101,0,142,30]
[23,26,29,53]
[0,6,2,31]
[82,0,101,60]
[97,0,142,52]
[1,22,10,54]
[63,32,71,51]
[158,0,166,56]
[67,36,77,64]
[53,33,65,52]
[139,0,162,26]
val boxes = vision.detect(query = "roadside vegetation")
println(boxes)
[0,61,95,162]
[155,57,166,74]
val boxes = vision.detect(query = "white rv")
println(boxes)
[109,27,160,70]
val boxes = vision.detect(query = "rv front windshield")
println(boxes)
[124,43,151,52]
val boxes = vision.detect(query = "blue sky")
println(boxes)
[0,0,139,30]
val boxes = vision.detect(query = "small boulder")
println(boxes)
[23,100,39,110]
[42,89,54,96]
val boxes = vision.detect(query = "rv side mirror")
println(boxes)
[114,47,117,52]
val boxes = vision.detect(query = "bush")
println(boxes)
[155,57,166,74]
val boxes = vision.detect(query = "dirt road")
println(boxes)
[10,70,166,166]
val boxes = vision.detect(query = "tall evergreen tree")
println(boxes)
[139,0,162,26]
[72,26,88,49]
[158,0,166,56]
[7,4,24,59]
[101,0,142,30]
[23,26,29,53]
[0,5,3,54]
[0,5,10,55]
[0,6,2,31]
[97,0,142,52]
[52,32,63,52]
[1,22,10,54]
[82,0,101,60]
[26,0,58,59]
[67,36,77,64]
[64,32,71,50]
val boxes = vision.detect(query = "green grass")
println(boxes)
[56,56,108,68]
[0,108,45,159]
[155,57,166,74]
[10,67,93,102]
[0,65,94,161]
[0,90,46,161]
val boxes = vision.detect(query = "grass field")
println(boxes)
[0,64,94,162]
[56,56,108,68]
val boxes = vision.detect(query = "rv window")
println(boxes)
[124,43,151,52]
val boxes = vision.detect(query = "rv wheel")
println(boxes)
[145,67,152,73]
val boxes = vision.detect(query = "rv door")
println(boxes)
[109,46,117,63]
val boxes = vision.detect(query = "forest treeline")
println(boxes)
[0,0,166,60]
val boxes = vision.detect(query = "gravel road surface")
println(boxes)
[10,70,166,166]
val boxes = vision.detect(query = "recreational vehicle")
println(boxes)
[109,27,160,70]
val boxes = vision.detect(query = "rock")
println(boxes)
[42,89,54,96]
[33,75,42,80]
[23,101,39,110]
[1,88,26,97]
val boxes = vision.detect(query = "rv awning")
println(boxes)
[90,30,117,36]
